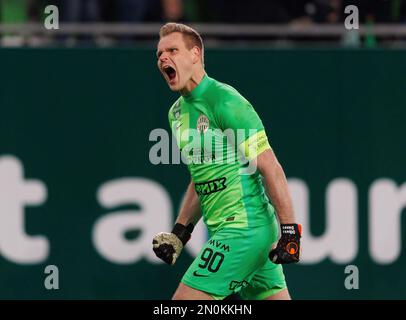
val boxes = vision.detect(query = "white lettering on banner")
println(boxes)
[369,179,406,264]
[0,155,404,265]
[290,178,358,264]
[92,178,172,264]
[0,155,49,264]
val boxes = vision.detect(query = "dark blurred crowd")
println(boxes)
[0,0,405,24]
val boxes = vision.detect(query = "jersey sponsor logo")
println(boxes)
[208,239,230,252]
[193,270,209,277]
[229,280,249,291]
[185,148,216,164]
[195,177,227,196]
[196,114,209,133]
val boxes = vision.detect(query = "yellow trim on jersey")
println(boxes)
[238,130,271,161]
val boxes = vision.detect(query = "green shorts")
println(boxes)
[181,218,287,300]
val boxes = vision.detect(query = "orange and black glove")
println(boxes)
[269,223,302,264]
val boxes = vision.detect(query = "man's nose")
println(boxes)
[160,53,169,63]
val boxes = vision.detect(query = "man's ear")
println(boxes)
[191,46,201,64]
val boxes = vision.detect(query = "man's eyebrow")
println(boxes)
[156,45,178,58]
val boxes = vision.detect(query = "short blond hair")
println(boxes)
[159,23,204,63]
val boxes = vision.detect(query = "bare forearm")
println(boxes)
[263,164,295,224]
[257,150,295,224]
[175,180,202,226]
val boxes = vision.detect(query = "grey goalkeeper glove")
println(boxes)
[152,223,194,265]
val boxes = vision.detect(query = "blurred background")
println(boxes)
[0,0,405,299]
[0,0,406,47]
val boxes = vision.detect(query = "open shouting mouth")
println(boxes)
[163,65,177,85]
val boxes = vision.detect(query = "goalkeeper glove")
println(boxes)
[269,223,302,264]
[152,223,194,265]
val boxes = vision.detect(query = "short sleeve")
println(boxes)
[215,93,271,161]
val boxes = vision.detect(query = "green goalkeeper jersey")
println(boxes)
[169,74,276,234]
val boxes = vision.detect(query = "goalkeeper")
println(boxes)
[153,22,302,300]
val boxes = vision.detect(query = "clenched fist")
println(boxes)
[152,223,194,265]
[269,223,302,264]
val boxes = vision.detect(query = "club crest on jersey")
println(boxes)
[197,114,209,133]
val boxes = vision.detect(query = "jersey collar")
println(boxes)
[182,74,212,101]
